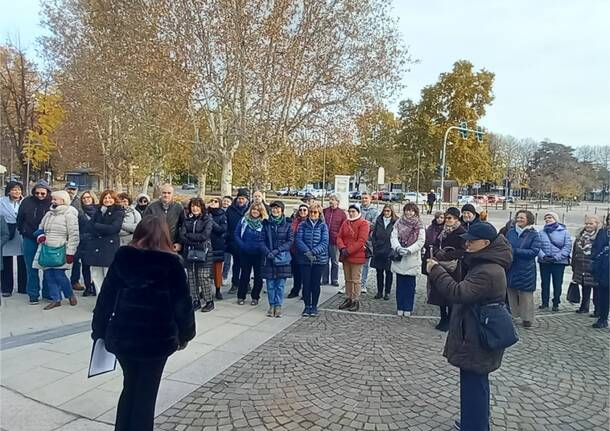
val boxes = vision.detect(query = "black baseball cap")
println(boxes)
[460,222,497,241]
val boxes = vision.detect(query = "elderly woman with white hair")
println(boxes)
[538,211,572,311]
[33,190,80,310]
[572,215,602,315]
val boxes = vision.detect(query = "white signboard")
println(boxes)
[377,166,385,185]
[334,175,351,210]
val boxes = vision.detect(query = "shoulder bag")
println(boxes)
[472,302,519,351]
[39,243,67,267]
[187,246,208,263]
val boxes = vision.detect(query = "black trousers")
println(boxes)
[440,305,453,320]
[375,268,393,295]
[289,257,302,295]
[238,252,263,300]
[598,283,609,323]
[230,248,242,287]
[115,356,167,431]
[1,255,27,294]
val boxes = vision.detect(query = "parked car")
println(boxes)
[371,191,384,200]
[181,183,196,190]
[310,189,327,198]
[506,196,516,203]
[473,195,488,204]
[381,191,404,202]
[457,195,476,205]
[403,192,427,203]
[276,187,293,196]
[349,190,361,200]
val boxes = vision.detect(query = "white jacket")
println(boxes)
[390,226,425,276]
[119,206,142,246]
[33,205,80,270]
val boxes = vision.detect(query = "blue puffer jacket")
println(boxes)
[506,227,541,292]
[234,218,265,255]
[537,224,572,265]
[295,219,329,265]
[261,217,293,279]
[592,227,609,288]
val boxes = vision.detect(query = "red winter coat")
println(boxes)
[323,206,347,245]
[290,216,306,254]
[336,216,370,264]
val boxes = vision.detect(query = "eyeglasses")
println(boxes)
[34,192,47,196]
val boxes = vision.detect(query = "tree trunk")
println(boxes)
[221,155,233,197]
[141,175,151,195]
[198,172,207,199]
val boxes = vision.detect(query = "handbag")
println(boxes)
[472,302,519,351]
[39,244,67,267]
[273,251,292,266]
[389,249,402,261]
[186,246,208,263]
[566,281,581,304]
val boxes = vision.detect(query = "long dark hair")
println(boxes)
[130,215,174,252]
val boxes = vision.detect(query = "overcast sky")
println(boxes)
[2,0,609,147]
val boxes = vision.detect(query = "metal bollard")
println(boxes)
[535,213,538,225]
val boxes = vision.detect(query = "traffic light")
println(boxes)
[475,126,484,142]
[459,121,468,139]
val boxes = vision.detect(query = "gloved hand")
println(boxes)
[66,255,74,264]
[340,248,349,257]
[304,251,315,263]
[37,234,47,244]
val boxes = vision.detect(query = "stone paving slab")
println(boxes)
[156,294,609,431]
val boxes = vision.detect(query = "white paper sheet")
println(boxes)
[88,338,117,378]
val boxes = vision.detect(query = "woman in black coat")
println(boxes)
[370,205,397,300]
[178,198,214,312]
[81,190,124,293]
[91,216,195,431]
[207,198,228,300]
[76,190,98,296]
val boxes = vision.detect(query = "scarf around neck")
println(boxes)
[439,221,460,241]
[544,222,560,233]
[271,215,283,225]
[245,216,263,231]
[578,228,598,255]
[395,215,422,247]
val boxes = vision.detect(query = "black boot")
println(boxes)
[435,318,449,332]
[82,282,97,297]
[374,291,383,299]
[215,289,223,300]
[347,300,360,312]
[338,298,352,310]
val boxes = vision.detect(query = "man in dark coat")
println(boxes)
[591,218,610,328]
[16,180,52,302]
[427,222,512,431]
[225,188,250,293]
[426,190,437,215]
[144,184,184,250]
[208,198,228,300]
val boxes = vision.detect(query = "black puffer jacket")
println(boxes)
[81,205,124,267]
[571,228,600,289]
[178,214,213,267]
[208,207,228,262]
[91,246,195,360]
[370,215,396,271]
[428,234,513,374]
[16,182,52,240]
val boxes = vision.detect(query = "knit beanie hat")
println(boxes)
[544,211,559,222]
[348,204,361,213]
[236,188,249,199]
[461,204,477,216]
[445,207,461,219]
[52,190,71,205]
[298,203,309,211]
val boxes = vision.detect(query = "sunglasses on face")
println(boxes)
[34,192,47,196]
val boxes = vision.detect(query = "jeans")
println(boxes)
[361,258,370,289]
[238,252,263,300]
[460,368,490,431]
[322,244,339,284]
[44,269,73,301]
[23,238,48,300]
[222,252,232,280]
[289,258,302,295]
[375,268,393,295]
[539,262,566,306]
[597,283,609,323]
[1,255,26,294]
[116,356,167,431]
[396,274,416,312]
[301,264,323,309]
[266,278,286,306]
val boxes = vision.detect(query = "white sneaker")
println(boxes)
[360,287,368,293]
[397,310,404,316]
[339,287,345,294]
[403,311,412,317]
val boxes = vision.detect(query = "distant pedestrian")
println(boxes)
[460,204,480,231]
[506,210,541,328]
[91,216,195,431]
[301,192,315,207]
[65,181,81,212]
[134,193,150,217]
[572,215,601,315]
[221,195,233,282]
[75,191,97,296]
[336,204,370,312]
[426,190,437,215]
[287,203,309,299]
[226,189,250,294]
[33,190,80,310]
[262,201,293,317]
[252,190,271,214]
[118,193,142,246]
[179,198,214,312]
[0,215,9,305]
[591,214,610,328]
[17,180,52,303]
[207,197,228,300]
[235,202,267,305]
[371,204,397,300]
[538,211,572,311]
[322,194,346,288]
[359,192,378,293]
[0,181,26,297]
[144,184,184,251]
[295,203,329,316]
[426,222,513,431]
[390,203,425,317]
[81,190,124,293]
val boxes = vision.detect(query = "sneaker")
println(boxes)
[287,292,299,299]
[338,287,345,294]
[396,310,403,317]
[201,301,215,312]
[538,304,548,310]
[237,299,245,305]
[383,294,390,300]
[215,290,223,300]
[228,285,238,294]
[403,311,411,317]
[29,298,40,305]
[302,307,311,317]
[250,299,259,306]
[592,320,608,329]
[551,305,559,312]
[274,306,282,318]
[310,307,319,317]
[360,287,367,293]
[267,306,274,317]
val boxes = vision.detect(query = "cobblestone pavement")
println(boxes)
[156,274,609,431]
